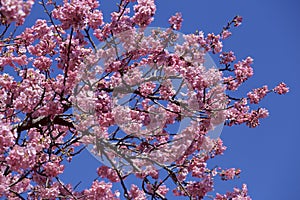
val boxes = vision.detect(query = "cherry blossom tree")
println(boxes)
[0,0,289,199]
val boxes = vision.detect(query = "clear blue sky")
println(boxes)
[26,0,300,199]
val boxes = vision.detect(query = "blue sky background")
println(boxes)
[22,0,300,199]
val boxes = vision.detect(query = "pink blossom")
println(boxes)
[33,56,52,70]
[97,166,120,182]
[184,176,213,198]
[132,0,156,27]
[146,184,169,197]
[224,76,240,91]
[0,168,10,195]
[220,51,236,64]
[247,108,269,128]
[234,16,243,27]
[29,182,60,199]
[6,145,37,171]
[226,98,250,126]
[52,0,103,30]
[88,9,104,29]
[220,168,241,180]
[169,12,183,30]
[159,79,175,99]
[177,168,188,182]
[6,177,30,197]
[0,0,34,25]
[274,82,289,94]
[129,184,146,200]
[136,165,159,179]
[43,161,65,177]
[29,19,53,39]
[215,184,251,200]
[206,33,223,53]
[94,27,111,41]
[0,123,15,153]
[109,8,134,33]
[221,30,232,39]
[189,157,207,178]
[247,85,269,104]
[234,57,254,83]
[106,60,123,72]
[122,67,143,86]
[0,54,28,68]
[211,138,227,156]
[139,81,156,96]
[84,180,119,200]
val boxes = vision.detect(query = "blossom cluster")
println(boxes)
[215,184,251,200]
[0,0,34,25]
[0,0,288,199]
[52,0,103,30]
[169,12,183,30]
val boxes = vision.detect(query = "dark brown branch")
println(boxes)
[13,114,75,133]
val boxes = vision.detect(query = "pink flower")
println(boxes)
[274,82,289,94]
[6,145,37,171]
[189,157,207,178]
[185,176,213,198]
[52,0,103,30]
[29,182,60,199]
[106,60,123,72]
[43,161,65,177]
[97,166,120,182]
[132,0,156,27]
[226,98,250,126]
[177,168,188,182]
[220,51,236,64]
[247,85,269,104]
[146,184,169,197]
[247,108,269,128]
[234,57,254,83]
[159,79,175,99]
[215,184,251,200]
[221,30,232,39]
[88,9,104,29]
[0,0,34,25]
[139,81,156,96]
[215,138,227,155]
[33,56,52,70]
[234,16,243,27]
[129,184,146,200]
[206,33,223,53]
[224,76,240,91]
[136,165,159,179]
[84,180,119,200]
[0,123,15,153]
[169,12,183,30]
[220,168,241,180]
